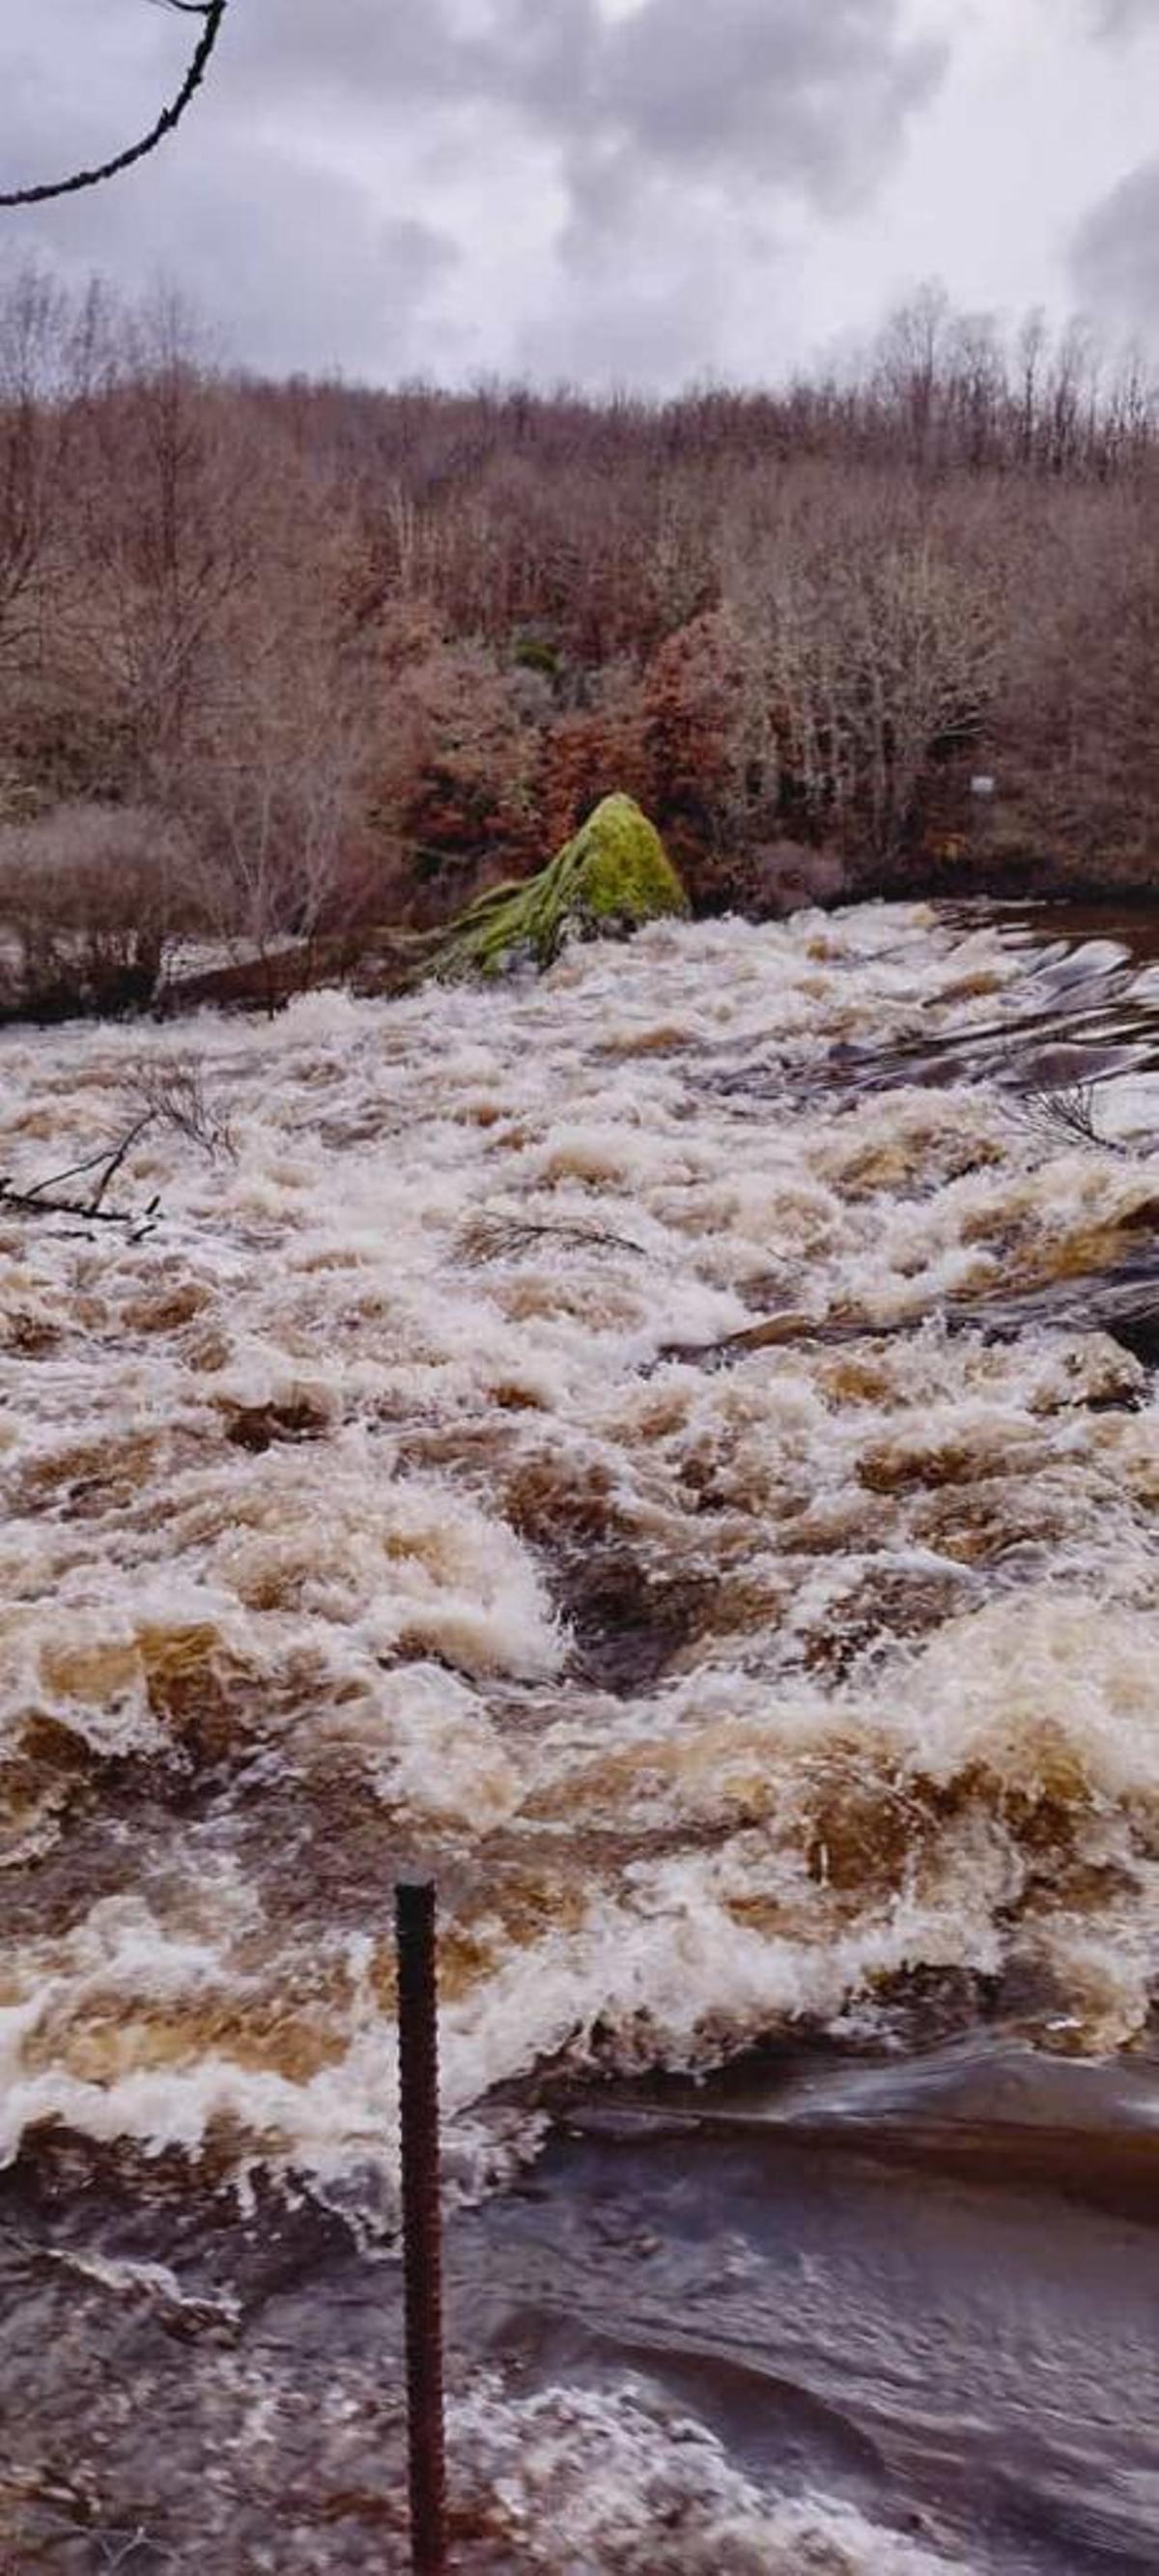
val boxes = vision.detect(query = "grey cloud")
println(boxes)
[600,0,945,204]
[521,257,728,392]
[516,166,749,389]
[1071,157,1159,332]
[222,0,601,120]
[246,0,947,365]
[9,152,459,380]
[3,163,458,386]
[228,0,945,219]
[1089,0,1155,35]
[223,0,481,108]
[541,0,945,383]
[0,1,460,377]
[0,0,949,389]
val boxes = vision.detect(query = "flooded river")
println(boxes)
[1,897,1158,2570]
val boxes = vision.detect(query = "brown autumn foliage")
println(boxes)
[0,262,1155,1016]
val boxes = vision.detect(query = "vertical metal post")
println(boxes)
[395,1876,448,2576]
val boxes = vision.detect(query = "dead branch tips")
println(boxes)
[1011,1078,1131,1159]
[126,1054,237,1164]
[457,1212,653,1265]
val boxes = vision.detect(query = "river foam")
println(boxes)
[451,2378,961,2572]
[2,902,1158,2195]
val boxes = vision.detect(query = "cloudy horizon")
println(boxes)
[3,0,1158,391]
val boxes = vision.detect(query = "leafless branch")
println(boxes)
[458,1212,652,1265]
[0,3,229,209]
[0,1117,161,1235]
[1011,1079,1130,1159]
[125,1053,237,1162]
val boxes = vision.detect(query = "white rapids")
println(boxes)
[2,900,1158,2203]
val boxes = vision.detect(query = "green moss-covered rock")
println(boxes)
[431,794,689,982]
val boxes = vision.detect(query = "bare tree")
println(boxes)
[65,289,250,793]
[176,489,386,1002]
[0,265,66,675]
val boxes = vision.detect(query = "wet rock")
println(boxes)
[222,1396,331,1452]
[1099,1301,1159,1366]
[431,794,689,981]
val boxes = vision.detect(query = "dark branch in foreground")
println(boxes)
[0,1118,161,1237]
[0,3,228,208]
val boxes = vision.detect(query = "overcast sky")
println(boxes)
[3,0,1158,390]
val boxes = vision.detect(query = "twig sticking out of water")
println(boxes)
[0,1117,162,1238]
[126,1053,237,1164]
[14,2495,180,2570]
[458,1212,652,1265]
[1011,1079,1130,1159]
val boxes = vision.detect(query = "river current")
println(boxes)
[1,897,1157,2570]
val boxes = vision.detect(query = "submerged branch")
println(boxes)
[0,1118,161,1237]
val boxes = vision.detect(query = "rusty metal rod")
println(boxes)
[395,1877,448,2575]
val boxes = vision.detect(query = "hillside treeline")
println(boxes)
[1,265,1156,1014]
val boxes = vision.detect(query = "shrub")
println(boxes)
[0,803,181,1020]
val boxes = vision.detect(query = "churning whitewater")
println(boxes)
[3,896,1159,2231]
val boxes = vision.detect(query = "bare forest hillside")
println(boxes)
[1,264,1156,1016]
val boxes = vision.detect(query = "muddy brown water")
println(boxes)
[3,897,1159,2571]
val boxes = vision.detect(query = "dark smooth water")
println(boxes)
[504,2032,1159,2574]
[4,2019,1158,2572]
